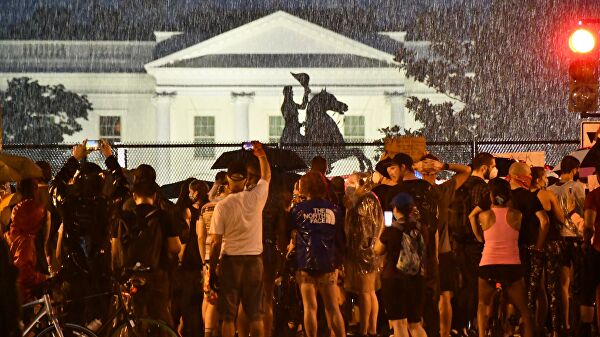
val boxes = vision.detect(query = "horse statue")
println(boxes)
[279,74,372,172]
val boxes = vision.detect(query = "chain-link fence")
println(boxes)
[3,139,581,185]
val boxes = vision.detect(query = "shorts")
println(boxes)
[218,255,264,321]
[579,247,600,306]
[296,270,338,288]
[478,264,524,286]
[202,262,218,305]
[439,252,458,293]
[561,237,579,267]
[381,275,425,323]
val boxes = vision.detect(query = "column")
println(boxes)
[231,92,255,142]
[384,91,406,128]
[151,92,176,185]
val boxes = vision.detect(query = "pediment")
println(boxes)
[146,11,395,69]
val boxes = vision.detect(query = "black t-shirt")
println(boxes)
[510,188,544,246]
[380,226,405,279]
[372,184,404,212]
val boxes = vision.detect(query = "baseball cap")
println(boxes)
[227,161,247,182]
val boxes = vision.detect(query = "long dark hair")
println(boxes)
[489,178,511,206]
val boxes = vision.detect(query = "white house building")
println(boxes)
[0,11,455,182]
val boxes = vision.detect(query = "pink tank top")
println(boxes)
[480,208,521,266]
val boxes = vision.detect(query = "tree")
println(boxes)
[396,0,600,141]
[1,77,92,144]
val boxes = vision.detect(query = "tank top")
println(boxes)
[480,207,521,266]
[534,190,561,243]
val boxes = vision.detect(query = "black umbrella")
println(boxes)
[211,146,307,171]
[160,178,213,200]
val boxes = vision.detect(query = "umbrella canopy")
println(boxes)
[211,146,307,171]
[0,152,43,184]
[160,178,213,200]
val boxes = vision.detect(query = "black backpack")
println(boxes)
[118,207,165,270]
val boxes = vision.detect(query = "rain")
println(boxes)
[2,1,600,337]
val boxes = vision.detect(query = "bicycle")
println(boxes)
[486,281,521,337]
[88,266,179,337]
[486,282,506,337]
[21,279,98,337]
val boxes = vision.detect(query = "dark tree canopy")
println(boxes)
[1,77,92,144]
[396,0,600,141]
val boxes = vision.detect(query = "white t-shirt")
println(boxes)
[209,179,269,256]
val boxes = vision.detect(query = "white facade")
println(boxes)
[0,11,455,182]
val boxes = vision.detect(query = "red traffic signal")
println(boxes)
[569,28,597,54]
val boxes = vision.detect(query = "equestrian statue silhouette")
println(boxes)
[279,73,372,172]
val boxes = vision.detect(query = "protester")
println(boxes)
[113,179,181,326]
[50,139,129,327]
[375,192,427,337]
[582,163,600,337]
[209,141,270,337]
[174,179,209,337]
[530,166,566,335]
[449,152,496,336]
[199,182,229,337]
[344,173,382,337]
[5,198,48,300]
[288,170,346,337]
[417,154,472,337]
[548,155,586,336]
[378,153,439,337]
[470,178,533,337]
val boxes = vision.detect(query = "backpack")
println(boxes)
[118,207,165,270]
[396,224,425,276]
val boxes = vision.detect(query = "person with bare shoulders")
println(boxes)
[470,178,534,337]
[530,167,567,335]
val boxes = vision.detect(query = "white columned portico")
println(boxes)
[151,92,176,185]
[385,91,406,128]
[231,92,255,141]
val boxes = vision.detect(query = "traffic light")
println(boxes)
[568,25,599,113]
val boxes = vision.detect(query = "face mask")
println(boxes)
[489,167,498,179]
[507,174,532,189]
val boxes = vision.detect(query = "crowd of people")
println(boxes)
[1,138,600,337]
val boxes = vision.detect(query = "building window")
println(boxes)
[269,116,284,143]
[344,116,365,144]
[99,116,121,142]
[194,116,215,158]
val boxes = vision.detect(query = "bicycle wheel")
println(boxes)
[111,318,178,337]
[35,323,99,337]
